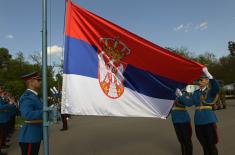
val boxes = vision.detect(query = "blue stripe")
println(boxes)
[64,36,98,78]
[123,65,186,99]
[64,36,186,99]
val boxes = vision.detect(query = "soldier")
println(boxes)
[60,113,69,131]
[0,85,7,155]
[2,92,16,149]
[0,86,15,155]
[177,67,220,155]
[50,87,68,131]
[18,72,43,155]
[172,90,192,155]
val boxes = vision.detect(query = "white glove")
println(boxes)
[53,86,59,94]
[175,88,183,97]
[50,88,56,94]
[202,67,213,79]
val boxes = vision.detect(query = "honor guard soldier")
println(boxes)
[50,87,68,131]
[0,86,16,155]
[172,90,193,155]
[177,67,220,155]
[18,72,43,155]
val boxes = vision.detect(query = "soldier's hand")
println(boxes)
[175,88,183,97]
[202,67,213,79]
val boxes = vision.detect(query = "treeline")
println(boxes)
[0,47,62,99]
[168,47,235,85]
[1,47,234,98]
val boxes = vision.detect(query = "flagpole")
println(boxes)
[42,0,49,155]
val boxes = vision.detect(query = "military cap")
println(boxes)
[21,71,41,81]
[198,74,208,80]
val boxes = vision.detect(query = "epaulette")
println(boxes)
[23,91,31,96]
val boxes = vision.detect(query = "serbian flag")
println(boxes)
[61,0,204,118]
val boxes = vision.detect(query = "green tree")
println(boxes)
[195,52,218,67]
[0,48,58,98]
[4,80,25,99]
[216,56,235,84]
[0,47,12,70]
[166,46,196,60]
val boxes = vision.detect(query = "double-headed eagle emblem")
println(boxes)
[98,37,130,99]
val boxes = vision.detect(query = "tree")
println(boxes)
[29,52,42,71]
[228,41,235,56]
[195,52,218,67]
[0,48,59,97]
[4,80,25,99]
[15,51,25,63]
[0,47,12,70]
[216,56,235,84]
[166,46,196,60]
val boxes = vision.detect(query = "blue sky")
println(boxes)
[0,0,235,65]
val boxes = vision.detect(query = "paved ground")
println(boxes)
[4,99,235,155]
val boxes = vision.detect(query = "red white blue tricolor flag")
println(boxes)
[61,0,204,118]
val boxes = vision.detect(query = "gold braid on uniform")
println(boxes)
[199,84,220,107]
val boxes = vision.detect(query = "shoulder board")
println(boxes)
[23,91,31,97]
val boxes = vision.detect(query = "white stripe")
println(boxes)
[62,74,173,118]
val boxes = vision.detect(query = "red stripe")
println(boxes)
[27,143,32,155]
[65,1,204,84]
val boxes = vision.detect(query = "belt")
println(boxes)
[195,106,212,110]
[24,120,43,124]
[172,107,186,111]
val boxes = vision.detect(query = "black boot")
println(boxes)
[208,145,218,155]
[203,147,209,155]
[185,143,193,155]
[181,144,186,155]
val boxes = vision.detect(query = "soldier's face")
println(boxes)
[31,78,41,91]
[198,78,209,88]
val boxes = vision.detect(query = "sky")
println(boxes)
[0,0,235,66]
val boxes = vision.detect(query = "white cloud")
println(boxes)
[174,24,184,31]
[197,22,208,30]
[174,21,208,32]
[174,23,193,32]
[47,45,63,55]
[183,23,193,32]
[5,34,14,39]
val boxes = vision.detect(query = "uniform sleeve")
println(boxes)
[210,79,220,95]
[0,103,15,111]
[20,97,43,120]
[178,94,194,107]
[202,79,220,105]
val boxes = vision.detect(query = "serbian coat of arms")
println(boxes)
[98,37,130,99]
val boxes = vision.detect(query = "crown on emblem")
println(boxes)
[100,37,130,61]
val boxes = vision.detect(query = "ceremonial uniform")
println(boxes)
[171,94,192,155]
[18,72,43,155]
[54,92,68,131]
[179,79,220,155]
[60,113,68,131]
[18,89,43,155]
[0,96,15,154]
